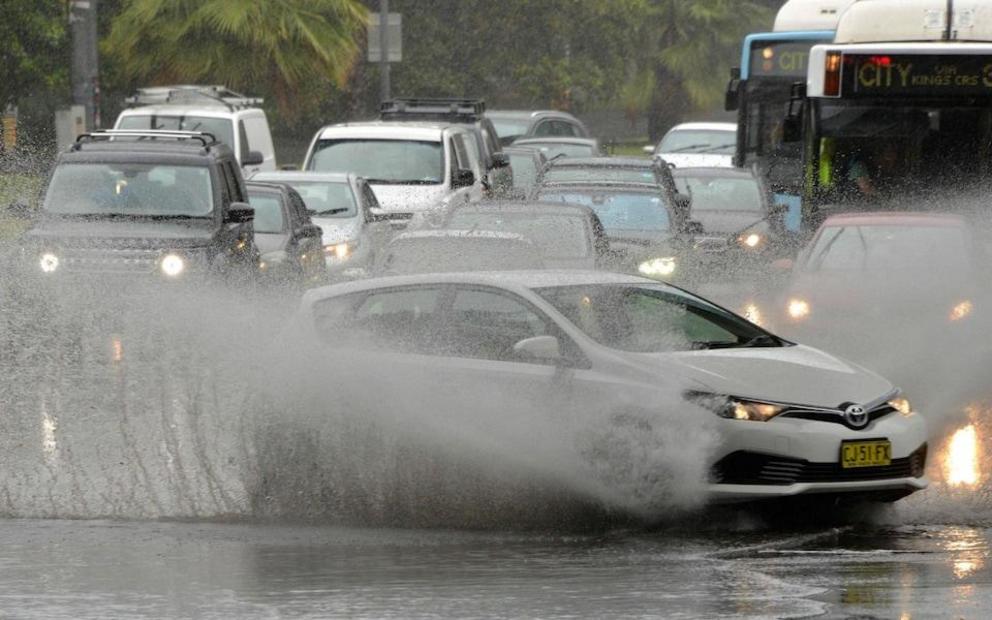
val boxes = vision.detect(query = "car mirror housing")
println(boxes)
[513,335,562,362]
[225,202,255,224]
[491,152,510,169]
[453,169,475,188]
[243,150,265,167]
[6,201,31,219]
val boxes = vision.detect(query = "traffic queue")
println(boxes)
[14,0,992,511]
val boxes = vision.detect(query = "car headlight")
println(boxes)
[738,232,764,249]
[324,241,354,261]
[950,300,973,322]
[692,394,784,422]
[787,297,811,320]
[39,252,60,274]
[888,396,913,417]
[742,303,764,327]
[638,257,677,277]
[159,253,185,277]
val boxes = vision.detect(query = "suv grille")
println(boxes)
[711,444,927,486]
[61,247,161,273]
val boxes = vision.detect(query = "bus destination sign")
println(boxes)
[844,54,992,97]
[749,41,812,78]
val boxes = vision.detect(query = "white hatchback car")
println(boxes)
[300,271,928,504]
[647,122,737,169]
[302,122,485,220]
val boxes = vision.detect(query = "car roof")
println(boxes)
[536,182,661,193]
[390,229,532,243]
[671,166,757,179]
[250,171,354,184]
[550,157,652,169]
[821,211,969,228]
[452,201,596,217]
[302,269,654,305]
[514,137,598,146]
[117,106,261,119]
[315,121,457,141]
[245,181,290,196]
[666,122,737,133]
[63,137,233,162]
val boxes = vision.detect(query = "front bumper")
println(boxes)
[708,406,929,503]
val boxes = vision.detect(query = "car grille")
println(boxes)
[60,247,161,273]
[711,444,927,486]
[781,403,896,430]
[693,236,731,253]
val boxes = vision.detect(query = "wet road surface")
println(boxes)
[0,517,989,619]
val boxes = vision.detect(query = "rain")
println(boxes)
[3,0,992,618]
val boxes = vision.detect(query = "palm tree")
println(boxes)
[622,0,773,140]
[103,0,367,118]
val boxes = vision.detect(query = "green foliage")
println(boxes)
[0,0,69,107]
[103,0,368,118]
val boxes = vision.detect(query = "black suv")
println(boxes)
[18,130,259,284]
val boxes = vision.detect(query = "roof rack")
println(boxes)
[380,98,486,123]
[125,85,264,111]
[73,130,219,149]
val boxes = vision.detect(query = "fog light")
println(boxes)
[638,257,677,277]
[39,253,59,273]
[324,242,352,260]
[160,254,185,277]
[740,233,763,249]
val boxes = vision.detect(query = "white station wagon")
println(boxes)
[300,271,928,504]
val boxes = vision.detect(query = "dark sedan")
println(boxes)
[246,182,326,285]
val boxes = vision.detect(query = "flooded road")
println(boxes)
[0,518,990,618]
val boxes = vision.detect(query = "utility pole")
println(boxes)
[70,0,100,130]
[380,0,391,102]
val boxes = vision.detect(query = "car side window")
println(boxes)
[313,287,444,354]
[447,139,458,181]
[533,121,554,137]
[221,162,244,205]
[561,122,580,137]
[361,183,378,223]
[453,135,471,171]
[238,121,250,162]
[287,190,309,225]
[442,288,552,363]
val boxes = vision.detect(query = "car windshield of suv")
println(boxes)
[281,181,357,217]
[43,163,214,217]
[659,130,736,155]
[674,176,763,213]
[536,284,775,353]
[544,166,656,184]
[805,224,971,274]
[490,119,530,142]
[308,139,443,184]
[446,211,592,258]
[117,114,235,148]
[247,192,286,233]
[536,190,670,234]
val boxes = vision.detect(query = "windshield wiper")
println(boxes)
[740,334,782,348]
[691,334,782,350]
[314,207,350,215]
[699,143,736,153]
[365,179,439,185]
[667,143,710,153]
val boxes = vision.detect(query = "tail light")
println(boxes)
[824,51,843,97]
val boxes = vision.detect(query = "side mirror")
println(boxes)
[642,145,656,155]
[243,150,265,167]
[452,168,475,188]
[512,335,561,362]
[225,202,255,223]
[369,206,390,223]
[782,115,801,143]
[725,67,741,111]
[491,152,510,169]
[686,220,705,235]
[302,224,323,238]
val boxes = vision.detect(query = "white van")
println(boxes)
[114,85,277,173]
[302,121,485,218]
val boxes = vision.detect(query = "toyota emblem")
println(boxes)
[844,404,869,428]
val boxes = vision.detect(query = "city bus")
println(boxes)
[727,0,856,231]
[795,0,992,230]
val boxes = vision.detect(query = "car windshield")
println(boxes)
[544,166,656,184]
[117,114,235,148]
[308,139,443,184]
[43,163,214,217]
[659,130,736,155]
[536,190,669,234]
[446,211,591,258]
[508,153,539,188]
[382,237,543,274]
[537,284,773,353]
[281,181,357,217]
[246,192,286,233]
[490,119,530,141]
[805,224,971,274]
[674,176,763,212]
[524,143,597,158]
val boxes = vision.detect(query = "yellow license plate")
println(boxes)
[841,440,892,468]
